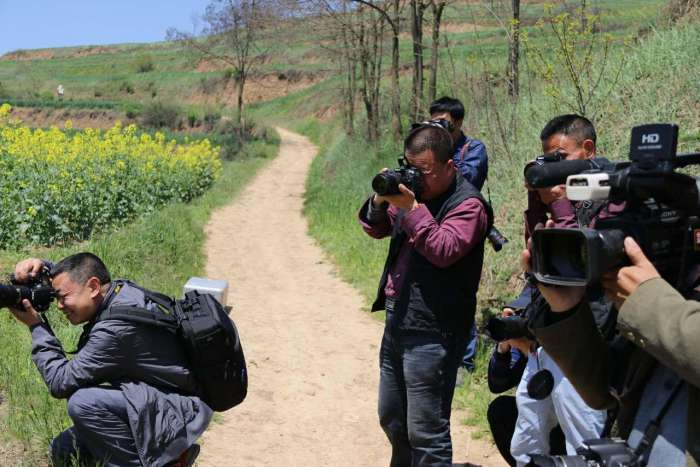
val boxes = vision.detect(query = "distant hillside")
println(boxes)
[0,0,666,129]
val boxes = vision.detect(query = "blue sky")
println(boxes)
[0,0,212,55]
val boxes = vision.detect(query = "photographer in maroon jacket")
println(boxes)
[359,122,492,466]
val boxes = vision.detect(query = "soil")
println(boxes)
[197,128,506,466]
[187,71,327,107]
[9,107,129,130]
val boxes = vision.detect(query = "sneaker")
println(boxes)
[168,444,200,467]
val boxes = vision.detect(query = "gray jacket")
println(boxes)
[30,280,213,466]
[534,278,699,466]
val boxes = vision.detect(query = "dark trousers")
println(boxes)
[378,326,468,466]
[487,395,566,467]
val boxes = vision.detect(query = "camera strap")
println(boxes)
[632,379,685,462]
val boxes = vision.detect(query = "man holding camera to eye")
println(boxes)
[358,123,492,466]
[522,233,700,466]
[429,96,489,375]
[9,253,210,467]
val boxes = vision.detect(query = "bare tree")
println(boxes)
[306,0,385,142]
[168,0,269,127]
[351,0,404,141]
[357,5,386,142]
[410,0,429,121]
[427,0,447,104]
[507,0,520,99]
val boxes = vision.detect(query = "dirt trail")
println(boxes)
[198,128,505,466]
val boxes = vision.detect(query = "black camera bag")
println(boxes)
[98,287,248,412]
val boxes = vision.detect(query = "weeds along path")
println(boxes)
[198,128,505,466]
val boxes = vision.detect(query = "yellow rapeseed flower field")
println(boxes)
[0,104,221,247]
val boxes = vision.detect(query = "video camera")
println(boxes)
[0,266,55,312]
[529,437,642,466]
[529,123,700,287]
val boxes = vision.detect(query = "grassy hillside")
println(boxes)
[0,0,666,119]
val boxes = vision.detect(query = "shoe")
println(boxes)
[168,444,200,467]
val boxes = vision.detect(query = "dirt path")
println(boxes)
[198,128,505,466]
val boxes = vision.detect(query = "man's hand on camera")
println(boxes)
[521,220,586,312]
[9,299,42,328]
[14,258,45,283]
[536,184,567,205]
[374,184,418,212]
[602,237,661,309]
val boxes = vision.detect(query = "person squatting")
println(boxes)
[8,253,209,467]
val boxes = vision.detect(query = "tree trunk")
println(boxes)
[390,0,402,141]
[507,0,520,99]
[410,0,426,122]
[340,11,355,136]
[236,73,246,130]
[428,1,445,104]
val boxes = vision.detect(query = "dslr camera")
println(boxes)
[0,266,55,312]
[485,309,534,342]
[529,123,700,287]
[372,158,423,198]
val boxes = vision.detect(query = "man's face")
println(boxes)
[52,273,100,325]
[405,149,455,200]
[430,112,463,142]
[541,133,595,160]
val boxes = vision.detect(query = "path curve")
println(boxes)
[198,128,505,466]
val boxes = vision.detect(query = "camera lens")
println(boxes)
[542,235,587,280]
[372,171,400,196]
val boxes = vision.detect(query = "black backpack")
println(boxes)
[98,287,248,411]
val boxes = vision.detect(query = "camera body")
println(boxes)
[485,311,534,342]
[529,437,640,467]
[0,267,55,312]
[372,158,423,198]
[531,123,700,287]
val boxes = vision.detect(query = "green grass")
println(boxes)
[0,134,278,462]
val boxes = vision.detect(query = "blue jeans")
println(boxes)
[378,325,468,466]
[462,322,478,371]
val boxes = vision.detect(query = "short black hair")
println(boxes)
[405,125,453,163]
[429,96,465,121]
[50,252,111,286]
[540,114,597,144]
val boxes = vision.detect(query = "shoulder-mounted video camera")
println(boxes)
[529,123,700,287]
[0,266,56,312]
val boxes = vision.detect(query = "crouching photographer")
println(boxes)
[485,284,567,466]
[523,123,700,466]
[6,253,212,467]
